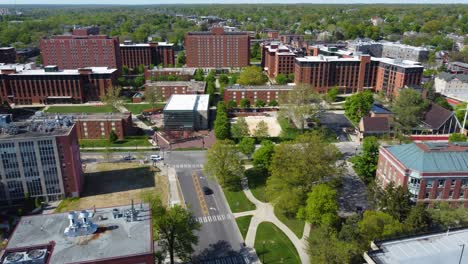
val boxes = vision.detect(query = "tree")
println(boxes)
[350,136,380,184]
[253,120,269,139]
[206,70,216,83]
[252,140,275,169]
[204,140,244,189]
[358,210,404,243]
[267,132,342,215]
[231,117,250,138]
[194,69,204,81]
[449,133,467,142]
[101,86,122,111]
[280,84,323,132]
[455,102,468,128]
[134,76,145,88]
[308,225,360,264]
[238,66,268,85]
[404,204,433,234]
[254,100,265,108]
[219,74,229,85]
[145,87,162,111]
[392,89,429,133]
[297,184,338,227]
[238,137,256,158]
[275,73,288,85]
[377,182,412,222]
[327,87,339,103]
[227,100,237,109]
[146,195,200,264]
[268,100,279,107]
[176,51,186,67]
[343,90,374,124]
[108,130,118,143]
[214,102,230,140]
[240,98,250,108]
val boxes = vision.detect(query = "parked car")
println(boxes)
[150,154,162,161]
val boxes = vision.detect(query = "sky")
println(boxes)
[2,0,468,4]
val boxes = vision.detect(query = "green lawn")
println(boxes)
[245,167,268,202]
[274,206,305,238]
[235,215,252,240]
[45,105,115,113]
[223,188,256,213]
[123,103,166,114]
[254,222,301,264]
[79,136,152,148]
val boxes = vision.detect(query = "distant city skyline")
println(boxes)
[1,0,467,5]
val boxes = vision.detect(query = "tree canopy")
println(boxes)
[392,89,429,133]
[298,184,339,227]
[350,136,380,184]
[238,66,268,86]
[204,139,244,189]
[343,90,374,124]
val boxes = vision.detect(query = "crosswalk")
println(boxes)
[196,214,233,224]
[197,255,249,264]
[171,163,203,169]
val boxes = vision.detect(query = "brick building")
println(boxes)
[0,47,16,64]
[185,27,250,68]
[261,42,296,79]
[377,142,468,208]
[1,203,154,264]
[224,84,292,105]
[40,27,122,71]
[144,67,196,81]
[0,118,83,206]
[0,65,117,105]
[66,112,133,140]
[120,41,175,69]
[294,55,423,97]
[145,81,206,101]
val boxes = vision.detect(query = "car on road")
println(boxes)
[202,186,213,195]
[150,154,163,161]
[123,154,134,160]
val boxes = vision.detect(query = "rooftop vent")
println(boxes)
[64,210,97,237]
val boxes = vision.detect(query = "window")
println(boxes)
[462,179,468,188]
[425,191,430,199]
[449,191,454,199]
[451,180,456,188]
[426,179,434,188]
[438,179,445,188]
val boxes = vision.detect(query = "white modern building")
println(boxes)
[163,94,210,130]
[434,73,468,102]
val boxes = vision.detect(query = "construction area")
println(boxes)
[241,113,282,137]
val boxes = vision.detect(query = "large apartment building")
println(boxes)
[0,116,83,206]
[120,41,175,69]
[294,55,423,97]
[224,84,292,105]
[377,142,468,208]
[261,42,296,78]
[185,27,250,68]
[0,65,117,105]
[145,81,206,101]
[347,39,429,62]
[40,27,122,71]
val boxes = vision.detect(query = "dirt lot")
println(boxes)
[55,162,168,212]
[239,113,282,137]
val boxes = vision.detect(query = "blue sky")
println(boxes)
[3,0,468,4]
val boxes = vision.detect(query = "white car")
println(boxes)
[150,154,162,161]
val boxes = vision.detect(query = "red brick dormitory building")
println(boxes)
[40,27,122,71]
[120,40,175,69]
[0,65,117,105]
[185,27,250,68]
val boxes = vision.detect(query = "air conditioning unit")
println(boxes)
[3,252,26,264]
[2,249,47,264]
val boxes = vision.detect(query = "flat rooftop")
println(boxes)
[148,67,196,75]
[0,121,73,140]
[296,55,423,68]
[226,84,293,91]
[8,67,117,75]
[4,204,152,263]
[146,81,206,93]
[164,94,209,112]
[42,112,132,121]
[366,228,468,264]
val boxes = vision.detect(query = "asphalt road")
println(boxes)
[165,151,248,264]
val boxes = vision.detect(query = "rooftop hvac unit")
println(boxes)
[3,249,47,264]
[3,252,26,264]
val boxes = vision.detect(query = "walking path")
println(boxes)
[235,185,311,264]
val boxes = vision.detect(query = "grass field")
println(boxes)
[235,215,252,240]
[45,105,115,113]
[55,162,168,212]
[245,167,268,202]
[79,136,152,148]
[223,188,256,213]
[274,206,305,238]
[123,103,166,114]
[254,222,301,264]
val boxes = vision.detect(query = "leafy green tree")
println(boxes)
[449,133,467,142]
[214,102,230,140]
[240,98,250,108]
[134,76,145,88]
[404,204,433,234]
[194,69,205,81]
[427,202,468,229]
[251,42,261,59]
[268,100,279,107]
[219,74,229,85]
[101,86,122,111]
[109,130,118,143]
[253,120,269,139]
[358,210,404,243]
[377,182,412,221]
[204,139,244,189]
[254,100,265,108]
[252,140,275,169]
[392,89,429,133]
[238,137,256,158]
[327,87,339,103]
[298,184,338,227]
[231,117,250,138]
[275,73,288,85]
[343,90,374,124]
[122,65,130,75]
[227,100,237,109]
[308,225,360,264]
[145,87,162,111]
[350,136,379,184]
[238,66,268,85]
[176,51,186,67]
[267,132,341,215]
